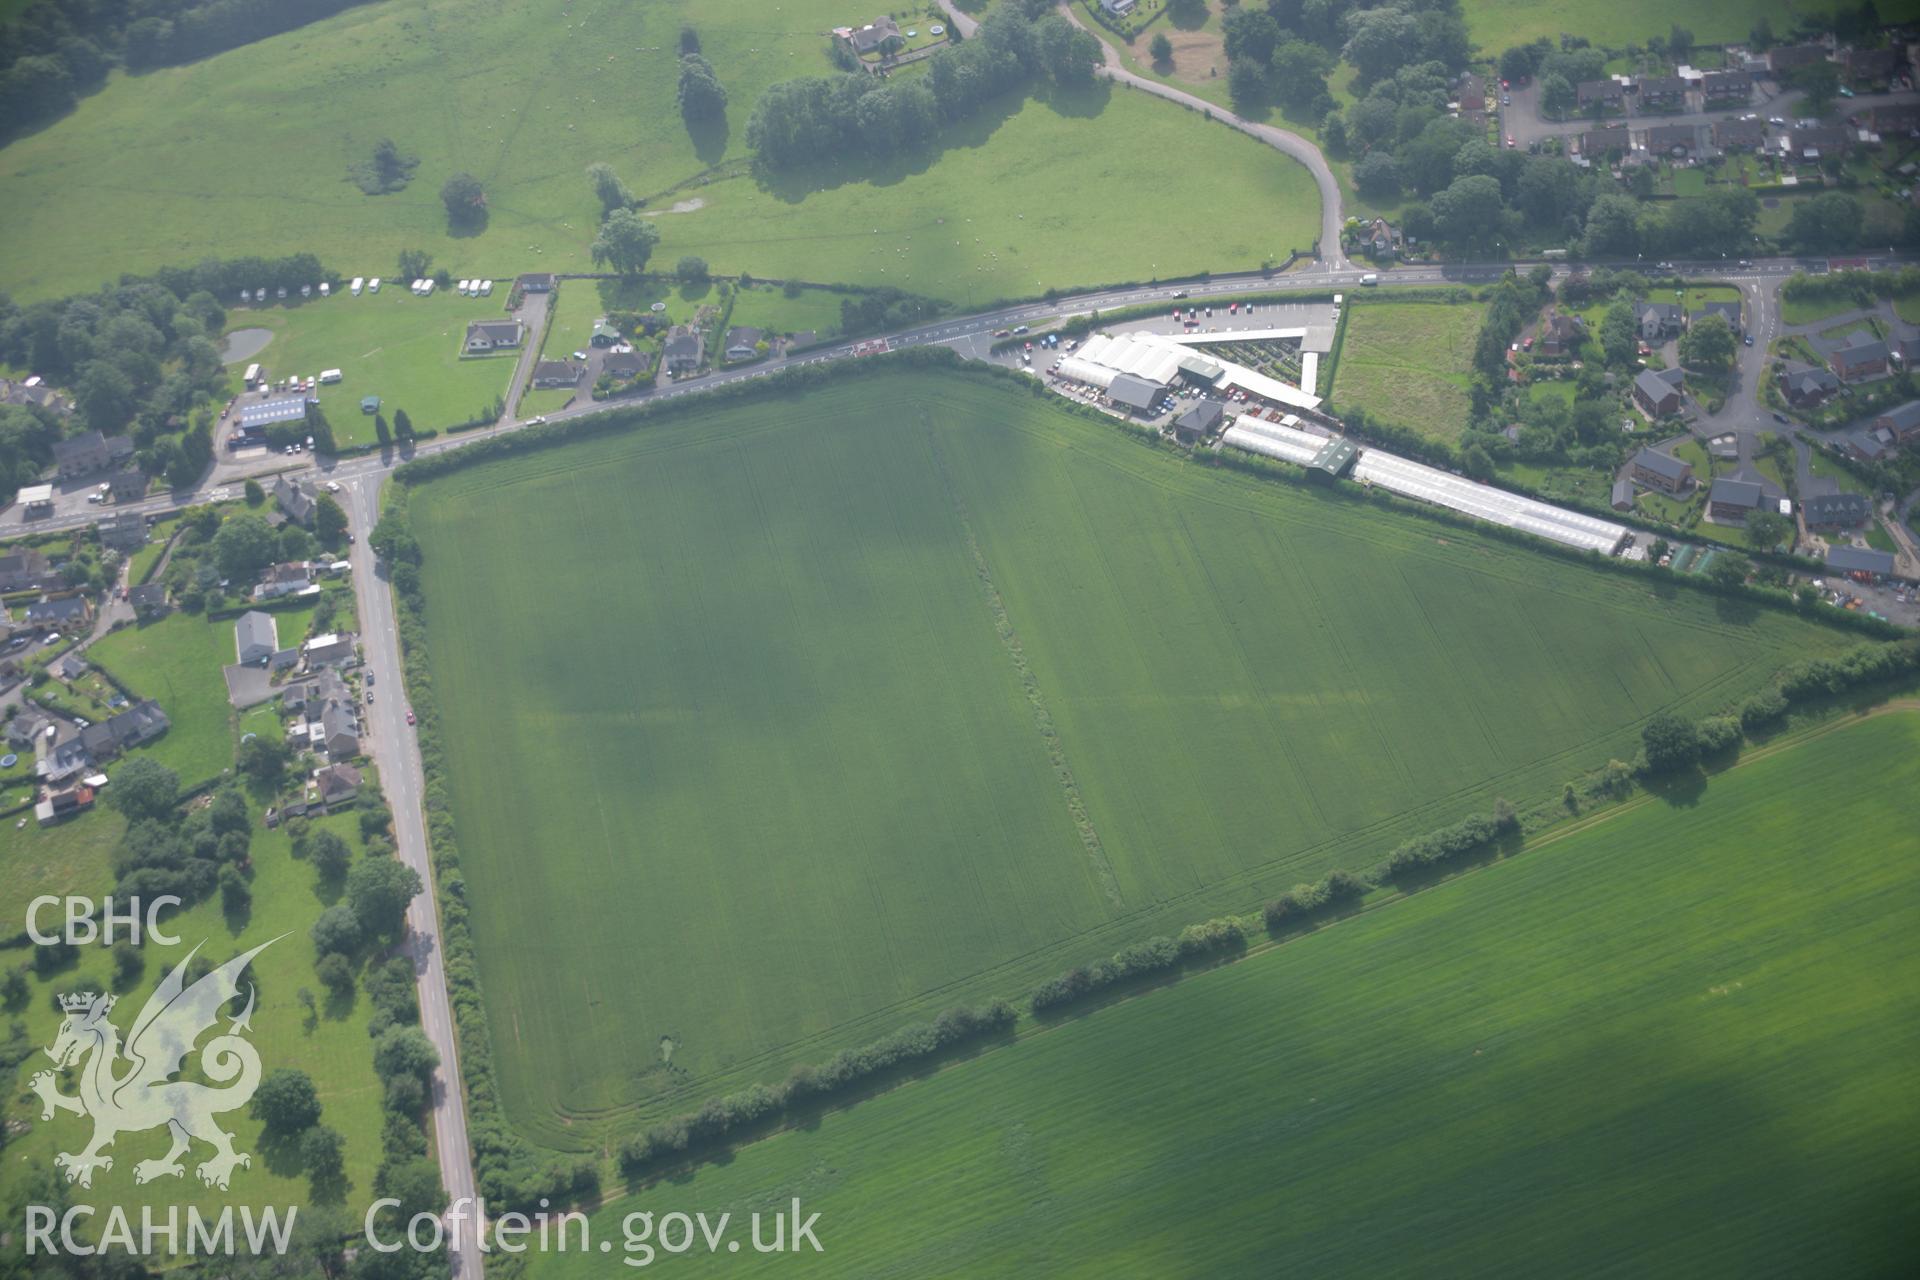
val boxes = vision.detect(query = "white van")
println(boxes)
[319,368,343,384]
[458,279,472,295]
[350,277,364,296]
[368,277,381,293]
[420,279,435,295]
[319,282,330,297]
[480,279,493,296]
[1360,273,1379,286]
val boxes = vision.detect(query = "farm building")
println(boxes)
[1307,435,1359,481]
[1707,477,1765,521]
[1825,545,1896,577]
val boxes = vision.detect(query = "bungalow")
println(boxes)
[1643,124,1698,158]
[663,330,702,375]
[839,16,902,57]
[273,474,315,526]
[96,514,146,551]
[1708,476,1765,521]
[24,595,92,630]
[1639,303,1683,341]
[518,273,556,293]
[1637,76,1687,111]
[127,583,169,618]
[1872,399,1920,442]
[531,360,583,389]
[1700,70,1753,104]
[1170,401,1224,443]
[1842,46,1898,88]
[724,327,765,362]
[107,469,147,503]
[0,548,56,592]
[1689,300,1742,336]
[253,560,314,601]
[1578,124,1630,158]
[1537,311,1588,358]
[313,762,363,806]
[1630,447,1693,493]
[590,320,622,348]
[1787,125,1852,161]
[303,632,357,668]
[463,319,525,354]
[52,430,114,478]
[78,700,169,761]
[1767,44,1829,75]
[1801,491,1873,530]
[601,350,652,382]
[1576,79,1626,113]
[235,610,279,664]
[1712,118,1767,151]
[1777,360,1841,406]
[1829,332,1889,382]
[1632,367,1684,419]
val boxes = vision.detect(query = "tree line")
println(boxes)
[745,0,1100,172]
[1028,917,1245,1014]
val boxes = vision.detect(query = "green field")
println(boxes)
[1458,0,1815,47]
[0,0,1318,304]
[406,369,1852,1150]
[226,290,516,445]
[1331,301,1488,441]
[88,613,243,788]
[0,807,126,906]
[0,811,389,1236]
[529,707,1920,1279]
[726,283,846,343]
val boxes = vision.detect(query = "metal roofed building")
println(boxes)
[1106,372,1165,415]
[1352,450,1631,555]
[1308,435,1359,480]
[1825,545,1896,576]
[238,396,311,429]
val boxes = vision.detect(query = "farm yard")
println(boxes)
[1330,301,1488,442]
[405,369,1855,1153]
[527,708,1920,1279]
[0,0,1319,305]
[225,290,515,447]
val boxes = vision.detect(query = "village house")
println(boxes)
[1800,491,1873,530]
[35,781,95,826]
[724,327,765,363]
[1632,367,1685,419]
[52,430,118,479]
[128,582,170,618]
[97,514,146,552]
[532,360,582,390]
[1707,477,1765,522]
[24,594,92,631]
[664,329,703,375]
[1576,79,1626,114]
[1842,46,1899,88]
[320,700,361,758]
[1456,72,1487,116]
[0,547,58,592]
[77,700,169,762]
[1713,118,1768,150]
[1638,303,1683,342]
[1872,102,1920,138]
[1537,312,1588,358]
[1829,332,1889,382]
[1358,218,1398,258]
[1643,124,1698,158]
[1689,300,1742,336]
[837,16,902,59]
[1578,125,1630,158]
[1170,401,1224,444]
[1787,125,1852,162]
[313,762,363,807]
[282,668,349,716]
[1700,70,1753,105]
[1871,399,1920,442]
[0,375,72,416]
[590,320,622,348]
[1636,76,1687,111]
[1777,360,1841,407]
[600,351,652,383]
[107,469,147,503]
[235,610,279,664]
[1767,44,1830,76]
[253,561,315,601]
[273,474,315,526]
[1630,447,1693,493]
[463,319,525,354]
[303,632,357,668]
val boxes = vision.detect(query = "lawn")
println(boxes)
[0,810,389,1244]
[128,516,178,584]
[0,1,1319,305]
[88,610,263,788]
[225,289,515,446]
[530,709,1920,1279]
[405,369,1854,1153]
[1809,449,1872,496]
[725,283,845,343]
[0,806,126,907]
[1331,301,1489,442]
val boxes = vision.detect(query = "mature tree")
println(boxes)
[1745,509,1791,552]
[315,951,354,998]
[1321,110,1349,156]
[1794,60,1841,116]
[301,1124,346,1183]
[1641,711,1702,774]
[1786,192,1864,253]
[1582,193,1644,258]
[1035,17,1102,87]
[311,904,361,957]
[677,53,728,121]
[109,756,179,823]
[1150,32,1173,66]
[1539,71,1574,118]
[1268,41,1329,109]
[372,1025,440,1086]
[212,512,276,579]
[348,856,424,938]
[1343,7,1419,83]
[1227,57,1266,109]
[252,1068,322,1134]
[396,248,432,282]
[1706,553,1752,588]
[1678,313,1736,374]
[675,255,709,284]
[1516,155,1578,225]
[591,209,661,277]
[586,162,632,215]
[1431,174,1507,249]
[315,494,348,545]
[678,24,701,56]
[1222,8,1280,65]
[243,477,264,505]
[309,828,352,881]
[393,407,415,442]
[1352,151,1402,199]
[1499,44,1541,84]
[373,412,391,446]
[352,139,418,195]
[1600,301,1639,366]
[219,863,250,914]
[76,361,136,433]
[1668,26,1694,63]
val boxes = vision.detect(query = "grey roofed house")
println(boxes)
[283,667,349,714]
[0,375,72,415]
[24,595,90,627]
[1631,447,1691,488]
[1801,491,1873,529]
[320,701,360,757]
[1639,303,1683,339]
[463,319,525,353]
[1843,47,1898,84]
[1876,400,1920,437]
[235,610,279,664]
[531,360,582,389]
[600,350,650,381]
[52,430,113,476]
[303,632,356,667]
[1632,367,1685,417]
[107,469,146,502]
[845,16,902,55]
[1577,79,1626,108]
[1579,125,1630,156]
[1106,373,1164,414]
[1611,476,1634,510]
[1872,102,1920,136]
[1690,300,1741,333]
[1768,44,1829,74]
[1708,476,1764,512]
[77,700,169,760]
[314,761,363,805]
[127,582,169,615]
[1171,400,1224,440]
[663,330,702,373]
[273,474,315,525]
[1826,545,1896,576]
[55,653,88,681]
[1637,75,1686,106]
[0,547,55,592]
[518,273,556,292]
[724,327,764,361]
[1788,125,1852,159]
[1700,70,1752,100]
[1830,332,1889,380]
[1778,360,1841,403]
[1644,124,1697,155]
[1713,118,1768,149]
[787,330,818,350]
[98,513,146,551]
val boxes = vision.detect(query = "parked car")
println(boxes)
[405,707,415,725]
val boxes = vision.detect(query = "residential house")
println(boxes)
[42,732,90,783]
[0,375,72,416]
[664,329,702,375]
[1170,401,1224,443]
[252,561,314,601]
[282,668,349,715]
[839,16,902,57]
[518,273,556,293]
[235,610,279,664]
[1707,476,1765,520]
[1801,491,1873,530]
[1611,476,1635,510]
[1637,76,1687,111]
[1359,218,1398,258]
[1689,300,1742,335]
[1787,125,1852,161]
[531,360,582,389]
[1713,118,1768,150]
[320,701,360,758]
[52,430,114,478]
[1632,367,1684,418]
[1871,102,1920,137]
[97,514,146,551]
[1576,79,1626,113]
[77,700,169,761]
[600,351,652,383]
[788,331,819,351]
[1456,72,1487,116]
[302,632,356,667]
[24,595,91,631]
[1643,124,1698,158]
[463,319,525,354]
[313,762,363,806]
[724,327,765,362]
[1872,399,1920,442]
[107,469,146,503]
[1829,332,1889,382]
[1767,44,1829,76]
[273,474,315,526]
[0,548,57,592]
[1537,311,1588,358]
[1777,360,1841,406]
[55,652,87,682]
[1842,47,1898,88]
[1638,303,1683,341]
[35,782,95,826]
[127,583,169,618]
[590,320,622,348]
[1700,70,1753,105]
[1578,125,1630,158]
[1630,447,1693,493]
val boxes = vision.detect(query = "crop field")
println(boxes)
[1331,301,1488,441]
[529,709,1920,1279]
[0,811,388,1239]
[406,369,1853,1150]
[224,290,515,446]
[0,0,1318,304]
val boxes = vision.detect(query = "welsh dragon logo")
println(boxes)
[30,938,279,1190]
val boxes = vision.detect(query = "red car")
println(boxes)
[405,707,416,726]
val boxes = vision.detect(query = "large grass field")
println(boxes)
[225,290,517,446]
[1458,0,1815,47]
[0,810,389,1240]
[0,0,1319,304]
[1331,301,1488,442]
[88,612,246,788]
[406,369,1853,1151]
[0,807,126,905]
[529,707,1920,1278]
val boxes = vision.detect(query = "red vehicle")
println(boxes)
[1229,302,1238,314]
[405,707,416,726]
[1522,336,1534,351]
[1506,134,1516,147]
